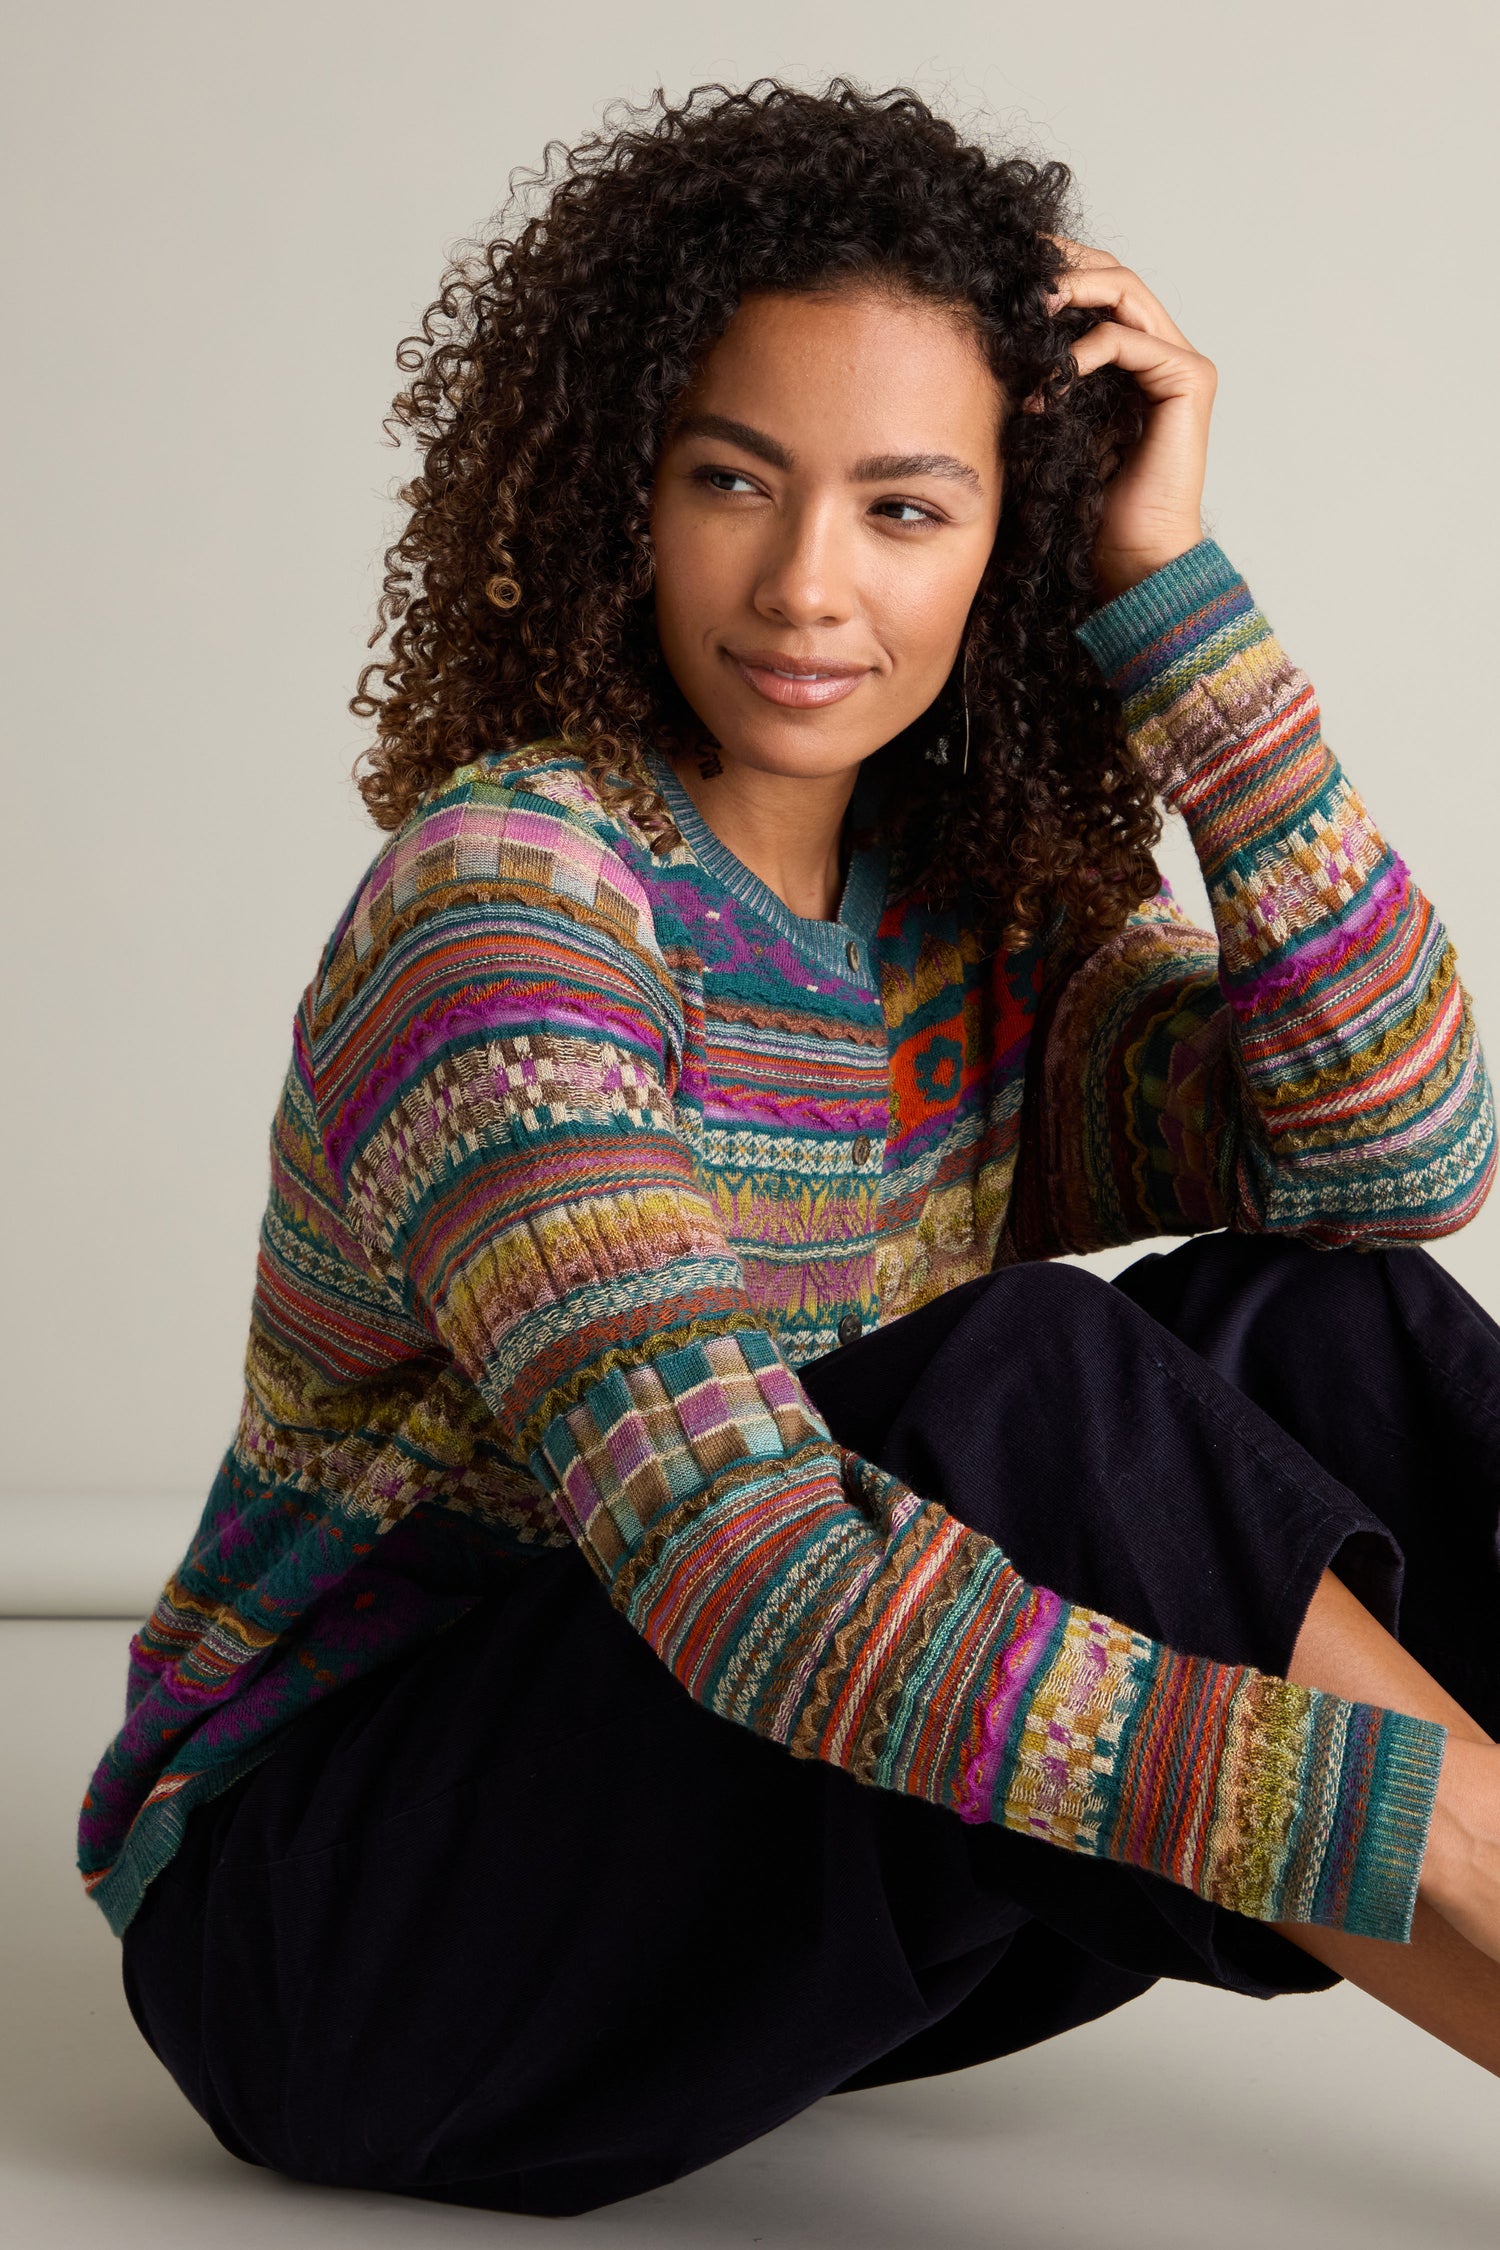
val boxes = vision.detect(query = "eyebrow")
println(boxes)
[671,413,794,470]
[854,450,987,493]
[669,411,985,494]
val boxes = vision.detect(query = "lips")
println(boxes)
[723,647,873,710]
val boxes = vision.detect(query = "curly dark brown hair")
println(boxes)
[351,76,1165,951]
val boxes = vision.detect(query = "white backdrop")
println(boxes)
[4,0,1497,1608]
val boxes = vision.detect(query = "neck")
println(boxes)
[668,752,858,922]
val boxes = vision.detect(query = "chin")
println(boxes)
[714,723,878,783]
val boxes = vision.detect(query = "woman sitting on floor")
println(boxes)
[85,76,1500,2220]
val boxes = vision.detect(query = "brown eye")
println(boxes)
[692,466,760,495]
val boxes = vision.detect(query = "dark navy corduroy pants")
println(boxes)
[121,1231,1500,2214]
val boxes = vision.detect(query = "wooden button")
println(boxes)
[853,1134,873,1166]
[845,939,860,972]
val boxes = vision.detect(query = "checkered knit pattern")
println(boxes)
[79,541,1488,1944]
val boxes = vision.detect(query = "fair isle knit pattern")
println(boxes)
[1003,547,1493,1258]
[80,540,1487,1943]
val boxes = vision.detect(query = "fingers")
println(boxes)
[1068,318,1215,402]
[1020,234,1208,413]
[1051,264,1194,353]
[1019,315,1214,417]
[1040,230,1122,274]
[1041,232,1191,348]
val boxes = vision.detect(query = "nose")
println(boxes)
[751,496,854,630]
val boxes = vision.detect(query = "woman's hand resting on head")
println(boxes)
[1025,234,1217,603]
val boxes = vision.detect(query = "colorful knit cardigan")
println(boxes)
[79,539,1494,1942]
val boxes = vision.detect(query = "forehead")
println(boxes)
[686,287,1003,455]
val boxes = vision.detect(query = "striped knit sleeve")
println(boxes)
[322,767,1446,1944]
[1005,539,1496,1258]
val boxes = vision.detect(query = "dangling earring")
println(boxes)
[960,641,972,780]
[925,643,973,772]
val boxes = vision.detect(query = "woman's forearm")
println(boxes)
[1286,1564,1500,1967]
[1075,540,1496,1245]
[1287,1566,1490,1749]
[1279,1565,1500,2071]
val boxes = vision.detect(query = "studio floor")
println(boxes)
[4,1619,1499,2250]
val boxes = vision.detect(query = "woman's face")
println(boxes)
[649,285,1006,785]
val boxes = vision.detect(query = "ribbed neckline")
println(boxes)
[646,749,889,981]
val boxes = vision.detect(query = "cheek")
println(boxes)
[652,510,732,646]
[872,551,986,676]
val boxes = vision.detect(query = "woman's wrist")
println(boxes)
[1416,1735,1500,1956]
[1092,524,1205,604]
[1072,534,1238,697]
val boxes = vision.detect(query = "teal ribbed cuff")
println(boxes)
[1074,538,1244,684]
[1339,1710,1448,1944]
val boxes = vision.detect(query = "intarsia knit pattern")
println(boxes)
[80,540,1492,1943]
